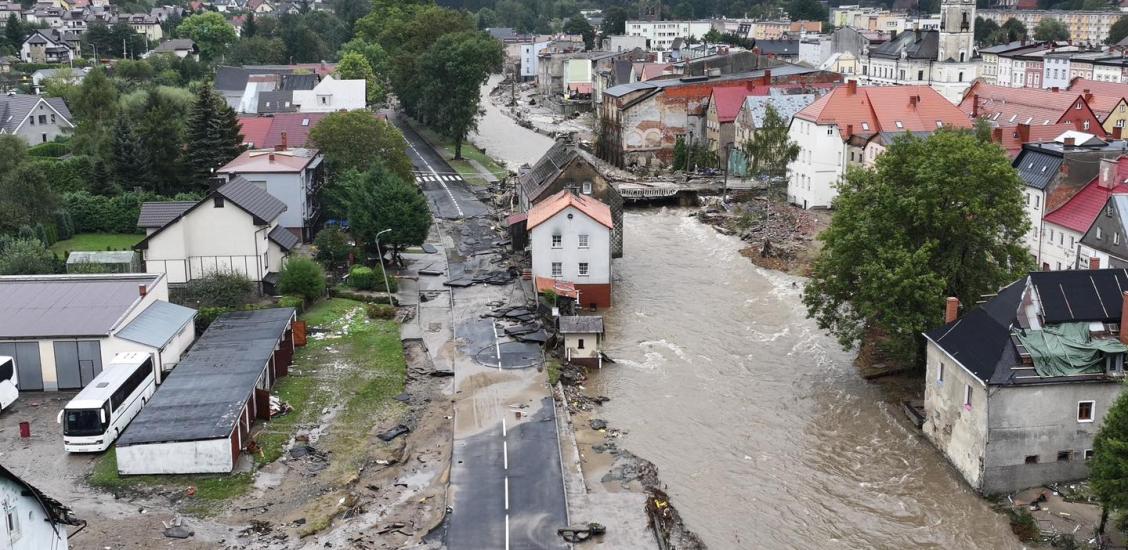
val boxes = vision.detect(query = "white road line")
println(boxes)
[491,322,502,372]
[504,477,509,511]
[503,440,508,470]
[505,514,510,550]
[501,417,507,437]
[404,135,464,217]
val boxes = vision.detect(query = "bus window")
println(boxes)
[64,407,106,437]
[0,359,12,382]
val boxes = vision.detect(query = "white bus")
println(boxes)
[0,356,16,412]
[57,352,156,453]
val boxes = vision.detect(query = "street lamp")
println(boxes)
[723,142,734,205]
[374,228,394,306]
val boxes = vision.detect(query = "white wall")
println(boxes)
[0,475,68,550]
[116,437,233,475]
[787,118,846,209]
[8,99,73,146]
[1022,188,1046,265]
[529,205,611,284]
[292,76,366,112]
[564,332,600,360]
[1041,221,1081,270]
[922,341,989,491]
[143,200,274,283]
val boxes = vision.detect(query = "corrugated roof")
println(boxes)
[118,308,295,446]
[137,201,194,228]
[268,225,299,251]
[218,177,287,223]
[115,300,196,348]
[1044,173,1128,233]
[603,64,821,98]
[869,29,938,60]
[559,315,603,334]
[527,190,613,231]
[1013,148,1063,191]
[218,147,320,173]
[741,94,816,127]
[0,274,159,338]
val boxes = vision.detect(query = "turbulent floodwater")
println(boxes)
[470,77,1022,549]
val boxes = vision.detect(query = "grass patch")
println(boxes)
[89,448,253,515]
[546,358,562,385]
[50,233,142,255]
[412,123,508,185]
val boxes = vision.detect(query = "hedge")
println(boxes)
[62,190,200,234]
[27,142,70,158]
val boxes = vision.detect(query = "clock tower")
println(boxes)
[937,0,975,64]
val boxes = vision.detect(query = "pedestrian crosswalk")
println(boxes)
[414,174,465,183]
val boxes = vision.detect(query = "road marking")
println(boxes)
[504,477,509,511]
[491,322,503,372]
[501,417,507,437]
[505,514,510,550]
[404,134,464,217]
[503,440,508,470]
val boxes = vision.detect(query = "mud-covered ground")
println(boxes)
[697,192,830,275]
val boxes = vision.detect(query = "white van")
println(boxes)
[0,356,16,412]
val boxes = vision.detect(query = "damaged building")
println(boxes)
[923,269,1128,494]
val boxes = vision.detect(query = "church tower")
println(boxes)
[937,0,975,64]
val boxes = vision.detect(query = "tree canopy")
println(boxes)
[336,163,431,259]
[336,52,382,105]
[1091,389,1128,533]
[416,30,503,159]
[740,103,799,185]
[1109,15,1128,45]
[1033,18,1070,42]
[563,15,595,49]
[308,111,413,182]
[802,129,1033,364]
[176,12,238,61]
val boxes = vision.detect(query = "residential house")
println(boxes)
[1067,79,1128,136]
[20,30,75,64]
[0,93,74,145]
[959,82,1108,137]
[1040,155,1128,271]
[30,67,88,94]
[216,145,324,240]
[0,273,195,391]
[135,178,299,289]
[519,139,624,258]
[857,131,932,169]
[0,2,21,20]
[787,82,971,209]
[924,269,1128,494]
[236,112,330,149]
[730,93,816,176]
[1,464,81,549]
[990,122,1078,158]
[0,56,13,75]
[705,85,754,153]
[148,38,198,59]
[520,41,550,81]
[604,35,647,53]
[214,65,326,111]
[291,75,365,112]
[124,13,162,42]
[753,40,801,63]
[528,190,614,309]
[1014,135,1128,268]
[599,65,842,169]
[559,315,604,367]
[1078,187,1128,269]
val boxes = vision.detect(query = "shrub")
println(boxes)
[313,228,351,268]
[278,295,305,312]
[348,265,377,290]
[365,303,396,320]
[27,142,69,158]
[278,258,326,302]
[63,191,201,234]
[0,236,59,275]
[171,272,256,309]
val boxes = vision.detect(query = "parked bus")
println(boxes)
[0,356,16,412]
[57,352,156,453]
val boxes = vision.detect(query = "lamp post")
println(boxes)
[374,228,394,306]
[723,141,734,204]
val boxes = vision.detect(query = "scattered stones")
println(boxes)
[589,419,607,431]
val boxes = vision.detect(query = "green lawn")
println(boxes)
[88,298,407,516]
[413,124,509,186]
[50,233,142,255]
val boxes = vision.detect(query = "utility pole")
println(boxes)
[723,142,733,204]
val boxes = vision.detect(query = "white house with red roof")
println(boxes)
[787,82,972,209]
[529,190,614,309]
[1041,160,1128,271]
[216,144,324,241]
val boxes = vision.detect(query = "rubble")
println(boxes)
[377,424,411,442]
[696,193,827,274]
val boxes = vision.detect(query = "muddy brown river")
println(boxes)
[472,78,1022,549]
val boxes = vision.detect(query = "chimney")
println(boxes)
[762,69,772,85]
[139,283,147,297]
[207,176,225,193]
[944,297,960,324]
[1115,126,1124,140]
[280,131,288,150]
[971,94,979,118]
[1017,122,1030,143]
[847,79,857,95]
[269,153,276,162]
[1099,157,1119,189]
[1064,136,1076,147]
[909,95,920,108]
[1120,291,1128,345]
[1085,90,1093,103]
[846,123,853,137]
[1051,86,1059,92]
[1090,256,1101,270]
[993,127,1003,142]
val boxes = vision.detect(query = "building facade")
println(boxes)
[528,191,614,309]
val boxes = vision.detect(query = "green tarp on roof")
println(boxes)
[1014,322,1128,377]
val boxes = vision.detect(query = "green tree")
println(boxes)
[975,16,999,45]
[331,0,370,30]
[563,15,595,50]
[335,52,382,104]
[802,130,1033,365]
[601,6,628,36]
[5,13,24,52]
[0,135,25,180]
[176,12,237,61]
[740,103,799,186]
[278,257,326,302]
[0,237,56,275]
[339,38,389,76]
[703,28,723,43]
[111,114,149,192]
[70,67,118,161]
[417,31,503,159]
[313,227,351,269]
[308,110,413,181]
[0,165,60,235]
[184,84,244,189]
[336,163,431,261]
[1108,15,1128,45]
[88,160,117,196]
[1033,18,1070,41]
[242,11,257,38]
[227,36,287,65]
[1091,389,1128,534]
[789,0,828,21]
[1001,18,1028,43]
[136,91,189,195]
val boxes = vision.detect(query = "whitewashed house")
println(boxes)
[292,75,366,112]
[559,315,604,367]
[1,464,80,549]
[217,147,324,240]
[0,273,194,391]
[0,93,75,146]
[528,190,614,309]
[135,178,300,288]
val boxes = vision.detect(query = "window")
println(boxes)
[917,70,924,81]
[582,181,592,194]
[1077,101,1083,110]
[936,120,944,128]
[861,122,870,131]
[27,116,33,126]
[895,121,903,129]
[41,134,47,143]
[38,115,46,124]
[577,338,585,349]
[1098,227,1104,240]
[1035,195,1040,208]
[578,234,589,248]
[963,384,972,409]
[1048,228,1055,241]
[1083,120,1091,131]
[551,262,562,278]
[1070,236,1075,248]
[1078,400,1095,422]
[1085,449,1095,461]
[50,114,55,123]
[578,262,589,276]
[827,127,834,135]
[937,361,944,383]
[1025,455,1039,464]
[1117,233,1121,246]
[551,234,561,248]
[1057,451,1072,462]
[214,196,225,208]
[4,501,19,542]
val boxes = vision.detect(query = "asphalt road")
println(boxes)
[396,113,568,549]
[393,116,490,220]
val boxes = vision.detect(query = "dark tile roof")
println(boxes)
[924,279,1025,385]
[1013,148,1062,191]
[214,65,292,91]
[280,73,318,91]
[257,90,296,113]
[152,38,196,53]
[0,274,161,338]
[869,29,938,61]
[754,39,799,56]
[519,140,578,202]
[137,201,195,228]
[218,176,287,223]
[1030,269,1128,324]
[559,315,604,333]
[0,94,72,133]
[268,225,299,251]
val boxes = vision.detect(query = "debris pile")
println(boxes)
[697,195,825,273]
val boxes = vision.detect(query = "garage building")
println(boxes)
[0,273,195,391]
[115,307,297,475]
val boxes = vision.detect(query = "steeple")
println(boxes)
[937,0,975,64]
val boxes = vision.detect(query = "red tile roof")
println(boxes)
[1045,163,1128,233]
[959,82,1083,126]
[237,116,272,148]
[1066,78,1128,117]
[218,148,320,173]
[527,190,614,231]
[638,63,672,81]
[996,122,1076,157]
[710,86,754,123]
[794,84,970,139]
[535,276,579,299]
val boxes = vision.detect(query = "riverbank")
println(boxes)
[487,76,594,144]
[696,190,829,276]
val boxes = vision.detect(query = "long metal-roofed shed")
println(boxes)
[115,308,298,475]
